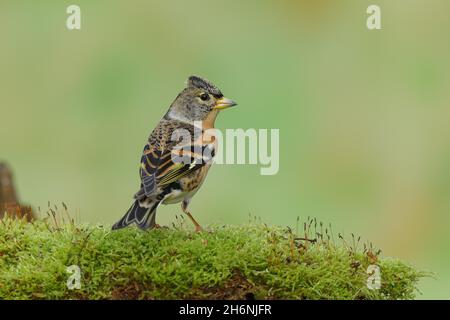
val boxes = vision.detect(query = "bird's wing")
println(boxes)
[139,121,214,197]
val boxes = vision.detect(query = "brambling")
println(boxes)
[112,76,237,231]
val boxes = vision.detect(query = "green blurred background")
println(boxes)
[1,0,449,298]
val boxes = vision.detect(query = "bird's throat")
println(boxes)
[202,109,220,129]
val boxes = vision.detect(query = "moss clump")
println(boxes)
[0,217,426,300]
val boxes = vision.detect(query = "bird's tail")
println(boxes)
[112,199,159,231]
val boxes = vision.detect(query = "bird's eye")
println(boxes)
[199,93,210,101]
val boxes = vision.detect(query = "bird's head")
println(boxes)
[166,76,237,123]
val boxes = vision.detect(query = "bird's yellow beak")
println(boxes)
[213,97,237,110]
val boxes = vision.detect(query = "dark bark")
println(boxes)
[0,162,34,221]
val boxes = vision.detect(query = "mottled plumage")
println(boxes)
[112,76,237,231]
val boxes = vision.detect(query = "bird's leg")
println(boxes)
[181,200,203,232]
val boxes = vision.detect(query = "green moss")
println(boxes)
[0,217,426,300]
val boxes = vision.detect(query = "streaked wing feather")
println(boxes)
[158,159,202,186]
[139,121,214,195]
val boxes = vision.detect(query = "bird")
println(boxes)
[112,76,237,232]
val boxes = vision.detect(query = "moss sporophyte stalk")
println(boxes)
[0,216,426,299]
